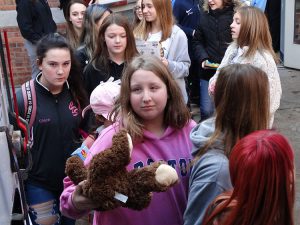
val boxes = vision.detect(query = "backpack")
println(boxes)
[21,79,37,129]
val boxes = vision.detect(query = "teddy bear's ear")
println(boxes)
[127,133,133,156]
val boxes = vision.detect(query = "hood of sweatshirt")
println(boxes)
[190,117,224,156]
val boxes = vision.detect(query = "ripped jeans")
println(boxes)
[25,183,75,225]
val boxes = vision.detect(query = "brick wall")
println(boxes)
[1,27,31,85]
[1,24,66,85]
[0,0,64,86]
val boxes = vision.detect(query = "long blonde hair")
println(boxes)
[134,0,174,41]
[236,6,278,62]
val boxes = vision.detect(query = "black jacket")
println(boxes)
[75,45,90,73]
[16,0,57,44]
[193,6,234,80]
[17,75,82,193]
[84,60,124,97]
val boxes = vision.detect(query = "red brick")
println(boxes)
[0,0,66,84]
[0,14,66,85]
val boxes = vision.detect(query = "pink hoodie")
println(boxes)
[60,120,196,225]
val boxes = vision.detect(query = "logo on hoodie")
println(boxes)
[186,8,193,15]
[69,101,79,117]
[134,158,191,177]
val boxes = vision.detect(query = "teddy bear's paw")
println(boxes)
[65,156,87,185]
[155,164,179,187]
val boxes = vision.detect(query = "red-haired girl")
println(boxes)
[202,130,295,225]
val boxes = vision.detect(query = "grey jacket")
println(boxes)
[183,117,233,225]
[164,25,191,103]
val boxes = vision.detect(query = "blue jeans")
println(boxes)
[25,183,75,225]
[199,79,214,121]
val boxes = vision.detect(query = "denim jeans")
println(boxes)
[24,39,40,79]
[25,183,75,225]
[199,79,215,121]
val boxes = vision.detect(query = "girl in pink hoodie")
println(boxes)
[60,55,196,225]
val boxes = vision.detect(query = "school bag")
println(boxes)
[21,79,37,130]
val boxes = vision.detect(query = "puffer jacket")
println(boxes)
[192,2,240,80]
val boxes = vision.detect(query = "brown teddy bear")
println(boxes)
[65,129,179,211]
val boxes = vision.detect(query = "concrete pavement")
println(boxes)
[273,66,300,224]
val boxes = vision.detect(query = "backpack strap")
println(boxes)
[21,80,37,129]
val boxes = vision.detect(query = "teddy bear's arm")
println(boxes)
[124,162,169,211]
[127,162,169,193]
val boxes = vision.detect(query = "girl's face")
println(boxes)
[208,0,223,10]
[231,12,241,39]
[96,10,111,31]
[130,69,168,126]
[135,0,143,20]
[142,0,158,23]
[104,24,127,59]
[38,48,71,93]
[69,3,86,29]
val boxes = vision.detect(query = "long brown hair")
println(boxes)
[135,0,174,42]
[194,64,270,160]
[236,6,278,62]
[65,0,87,49]
[203,130,295,225]
[91,13,138,73]
[111,55,190,141]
